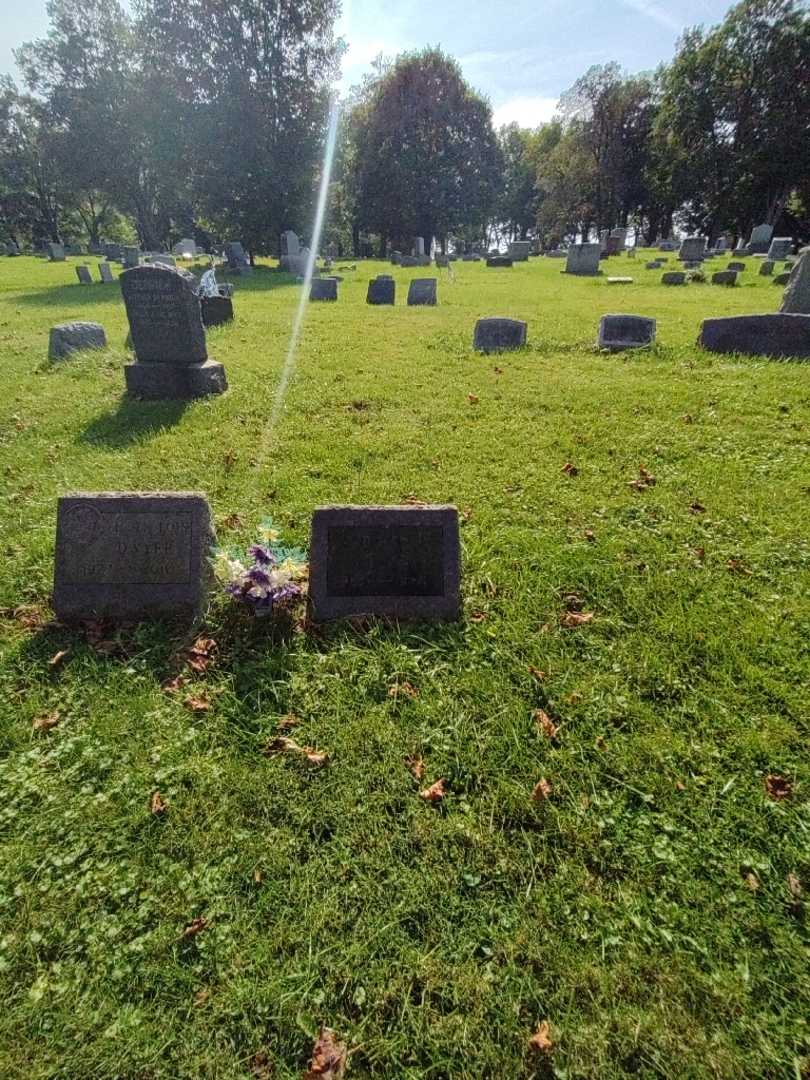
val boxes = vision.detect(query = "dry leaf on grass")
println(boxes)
[787,873,802,900]
[584,528,596,542]
[419,778,447,803]
[184,637,218,674]
[184,694,211,713]
[688,501,706,514]
[248,1050,273,1079]
[470,611,488,623]
[48,649,69,668]
[561,462,578,477]
[221,512,245,530]
[531,778,553,802]
[629,465,656,491]
[765,773,792,801]
[276,713,300,731]
[742,871,760,892]
[388,681,418,699]
[528,665,546,682]
[162,674,187,694]
[264,737,328,767]
[304,1027,347,1079]
[560,611,594,629]
[528,1019,554,1054]
[467,393,479,404]
[181,917,208,939]
[405,755,425,781]
[534,709,558,740]
[33,710,60,732]
[150,791,168,816]
[193,988,210,1007]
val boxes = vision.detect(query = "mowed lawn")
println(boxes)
[0,252,808,1079]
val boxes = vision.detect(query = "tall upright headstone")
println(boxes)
[780,254,810,314]
[172,238,196,258]
[76,265,93,285]
[748,223,773,254]
[99,262,115,283]
[767,237,792,261]
[47,242,66,262]
[123,246,141,269]
[508,241,531,262]
[121,264,227,399]
[414,237,425,257]
[564,243,601,275]
[225,241,251,274]
[679,237,707,262]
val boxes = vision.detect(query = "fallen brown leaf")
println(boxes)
[185,637,217,674]
[461,506,473,521]
[32,710,60,732]
[252,868,264,884]
[162,674,187,694]
[402,494,428,507]
[689,501,706,514]
[304,1027,347,1080]
[531,777,553,802]
[150,790,168,816]
[419,778,447,803]
[560,611,594,628]
[248,1050,273,1079]
[726,557,751,574]
[787,872,802,900]
[405,755,425,781]
[470,611,488,622]
[528,665,546,682]
[48,649,69,668]
[467,393,479,404]
[528,1019,553,1054]
[765,773,792,801]
[561,462,578,477]
[222,512,244,530]
[675,780,686,791]
[742,871,760,892]
[263,737,328,767]
[584,528,596,542]
[193,987,210,1007]
[534,709,558,740]
[388,680,418,699]
[493,366,503,374]
[184,694,211,713]
[276,713,300,731]
[181,917,208,939]
[682,413,694,424]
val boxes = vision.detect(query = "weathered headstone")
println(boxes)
[597,314,656,351]
[508,240,531,262]
[599,229,609,254]
[105,243,123,261]
[605,235,623,256]
[53,492,214,622]
[49,322,106,360]
[98,262,115,283]
[610,227,627,247]
[390,251,402,265]
[150,253,177,268]
[367,278,395,305]
[121,264,226,399]
[75,265,93,285]
[699,313,810,358]
[658,239,678,251]
[47,242,66,262]
[727,261,746,272]
[645,260,662,270]
[172,238,196,258]
[486,255,512,268]
[400,255,418,268]
[759,260,775,276]
[407,278,437,306]
[224,241,251,274]
[662,271,687,285]
[473,318,527,353]
[679,237,707,262]
[564,243,601,276]
[773,271,791,286]
[780,254,810,314]
[767,237,792,261]
[712,270,738,286]
[123,246,141,269]
[6,241,19,256]
[414,237,425,257]
[309,505,461,621]
[747,223,773,254]
[435,254,449,268]
[201,295,234,327]
[310,277,337,301]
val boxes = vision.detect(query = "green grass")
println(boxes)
[0,251,808,1079]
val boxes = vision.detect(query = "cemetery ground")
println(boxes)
[0,252,808,1080]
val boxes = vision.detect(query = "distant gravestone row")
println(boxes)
[53,497,461,624]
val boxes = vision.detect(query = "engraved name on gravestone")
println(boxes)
[53,492,214,621]
[121,264,207,364]
[309,505,461,621]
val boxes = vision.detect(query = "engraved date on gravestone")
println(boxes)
[61,510,192,585]
[326,525,444,596]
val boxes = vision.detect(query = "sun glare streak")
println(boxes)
[259,97,341,457]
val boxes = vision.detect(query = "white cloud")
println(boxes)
[620,0,682,33]
[492,96,559,129]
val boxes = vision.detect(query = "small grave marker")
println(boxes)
[367,278,395,305]
[310,278,337,301]
[407,279,437,306]
[49,322,106,360]
[75,265,93,285]
[473,317,527,352]
[598,314,656,351]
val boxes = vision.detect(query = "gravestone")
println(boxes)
[98,262,115,283]
[310,278,337,301]
[66,243,84,256]
[88,241,103,255]
[486,255,512,268]
[599,230,609,253]
[407,278,437,306]
[225,241,251,274]
[564,243,601,276]
[6,241,19,256]
[473,317,527,353]
[759,260,775,276]
[367,278,395,305]
[435,254,449,268]
[734,238,750,255]
[400,255,418,268]
[699,313,810,358]
[598,314,656,351]
[151,253,177,268]
[105,243,123,261]
[390,251,402,265]
[605,235,623,256]
[712,270,738,286]
[172,238,196,258]
[727,261,746,272]
[607,276,633,284]
[49,322,106,360]
[75,265,93,285]
[767,237,792,261]
[53,492,214,622]
[645,260,662,270]
[780,254,810,314]
[462,253,480,262]
[47,242,66,262]
[610,227,627,247]
[658,239,678,251]
[748,223,773,254]
[773,271,791,286]
[415,254,431,267]
[508,241,531,262]
[123,246,141,269]
[121,263,226,399]
[662,271,686,285]
[201,294,234,326]
[679,237,707,262]
[309,505,460,621]
[414,237,425,257]
[683,260,703,270]
[715,236,729,252]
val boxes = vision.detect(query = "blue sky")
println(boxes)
[2,0,736,126]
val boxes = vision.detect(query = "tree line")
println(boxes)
[1,0,808,256]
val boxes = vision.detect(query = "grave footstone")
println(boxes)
[607,276,633,285]
[658,239,677,251]
[773,271,791,286]
[201,294,234,327]
[98,262,115,283]
[727,261,746,272]
[49,321,106,360]
[748,223,774,254]
[759,260,775,276]
[121,263,226,399]
[598,314,656,351]
[390,251,402,265]
[310,278,337,301]
[780,254,810,314]
[75,265,93,285]
[367,278,395,305]
[662,271,687,285]
[645,260,662,270]
[47,242,66,262]
[699,313,810,358]
[712,270,738,286]
[407,279,437,306]
[151,253,177,268]
[767,237,792,261]
[309,505,461,621]
[486,255,512,268]
[564,243,601,276]
[53,492,214,622]
[473,318,527,352]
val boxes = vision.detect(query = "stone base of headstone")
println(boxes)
[49,322,106,360]
[201,295,234,327]
[125,359,227,399]
[699,313,810,358]
[598,314,656,351]
[607,277,633,284]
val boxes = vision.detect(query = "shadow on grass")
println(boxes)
[78,395,187,449]
[12,280,123,309]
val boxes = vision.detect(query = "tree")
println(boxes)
[496,123,541,241]
[350,48,502,252]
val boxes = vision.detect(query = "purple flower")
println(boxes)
[248,566,271,587]
[249,544,275,566]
